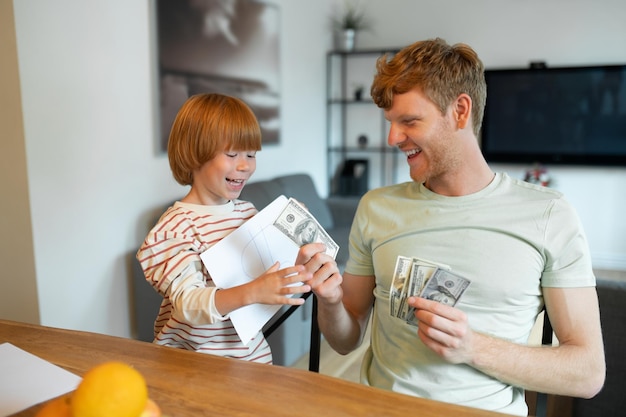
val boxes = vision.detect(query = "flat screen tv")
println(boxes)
[481,64,626,166]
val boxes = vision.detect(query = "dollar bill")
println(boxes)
[403,262,438,325]
[388,255,470,326]
[273,198,339,259]
[419,268,471,307]
[390,256,413,318]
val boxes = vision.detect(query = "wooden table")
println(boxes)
[1,319,514,417]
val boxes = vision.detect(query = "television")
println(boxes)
[481,64,626,166]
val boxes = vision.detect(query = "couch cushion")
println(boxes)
[239,179,284,211]
[274,174,334,230]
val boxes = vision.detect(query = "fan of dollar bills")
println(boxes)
[390,256,471,326]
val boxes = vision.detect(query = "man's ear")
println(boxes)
[453,93,472,130]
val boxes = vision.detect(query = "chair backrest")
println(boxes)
[239,178,284,211]
[274,174,334,230]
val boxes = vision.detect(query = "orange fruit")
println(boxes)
[139,398,162,417]
[35,394,72,417]
[71,361,148,417]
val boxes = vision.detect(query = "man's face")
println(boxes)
[384,89,462,188]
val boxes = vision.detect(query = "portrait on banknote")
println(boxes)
[273,198,339,258]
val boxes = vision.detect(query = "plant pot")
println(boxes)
[336,29,356,51]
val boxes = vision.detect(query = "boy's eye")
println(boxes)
[247,152,256,158]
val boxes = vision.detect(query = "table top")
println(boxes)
[1,319,513,417]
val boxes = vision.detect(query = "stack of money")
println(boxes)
[390,256,471,326]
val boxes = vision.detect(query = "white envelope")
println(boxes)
[200,195,300,345]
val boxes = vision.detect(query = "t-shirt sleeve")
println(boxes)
[541,197,595,288]
[345,196,375,277]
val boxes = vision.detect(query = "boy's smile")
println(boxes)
[184,150,257,205]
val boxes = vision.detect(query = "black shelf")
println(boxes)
[326,49,400,196]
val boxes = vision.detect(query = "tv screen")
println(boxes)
[481,64,626,166]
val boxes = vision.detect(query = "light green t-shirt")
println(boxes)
[346,172,595,416]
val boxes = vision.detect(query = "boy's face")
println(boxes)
[190,149,257,205]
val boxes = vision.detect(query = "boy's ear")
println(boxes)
[453,93,472,130]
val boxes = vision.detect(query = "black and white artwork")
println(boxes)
[156,0,280,151]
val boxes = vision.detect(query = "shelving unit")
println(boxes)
[326,48,401,196]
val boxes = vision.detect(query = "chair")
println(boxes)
[525,309,555,417]
[262,293,320,372]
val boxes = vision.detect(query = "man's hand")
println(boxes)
[408,296,474,364]
[296,243,343,304]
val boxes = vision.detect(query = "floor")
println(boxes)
[291,268,625,383]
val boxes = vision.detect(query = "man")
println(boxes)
[309,38,605,416]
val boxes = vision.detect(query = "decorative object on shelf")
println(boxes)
[353,83,365,100]
[358,134,368,148]
[523,164,552,187]
[331,0,371,51]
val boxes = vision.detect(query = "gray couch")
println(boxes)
[131,172,359,367]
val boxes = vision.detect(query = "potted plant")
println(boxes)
[332,1,371,51]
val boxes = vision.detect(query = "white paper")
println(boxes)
[200,195,302,345]
[0,342,81,416]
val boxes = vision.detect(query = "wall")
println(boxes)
[3,0,625,339]
[0,0,39,324]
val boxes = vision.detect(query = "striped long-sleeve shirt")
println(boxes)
[136,199,272,363]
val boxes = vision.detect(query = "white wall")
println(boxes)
[6,0,626,339]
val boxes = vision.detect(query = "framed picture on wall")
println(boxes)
[156,0,281,152]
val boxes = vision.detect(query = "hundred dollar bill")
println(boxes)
[273,198,339,259]
[390,256,413,318]
[390,256,463,323]
[397,257,446,322]
[391,256,452,320]
[403,262,438,325]
[419,268,471,307]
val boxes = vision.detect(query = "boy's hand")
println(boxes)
[248,262,312,306]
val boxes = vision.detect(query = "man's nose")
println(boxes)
[387,123,406,147]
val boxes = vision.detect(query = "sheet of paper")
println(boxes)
[0,342,81,416]
[200,195,301,345]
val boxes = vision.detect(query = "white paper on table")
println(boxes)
[0,342,82,416]
[200,195,301,345]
